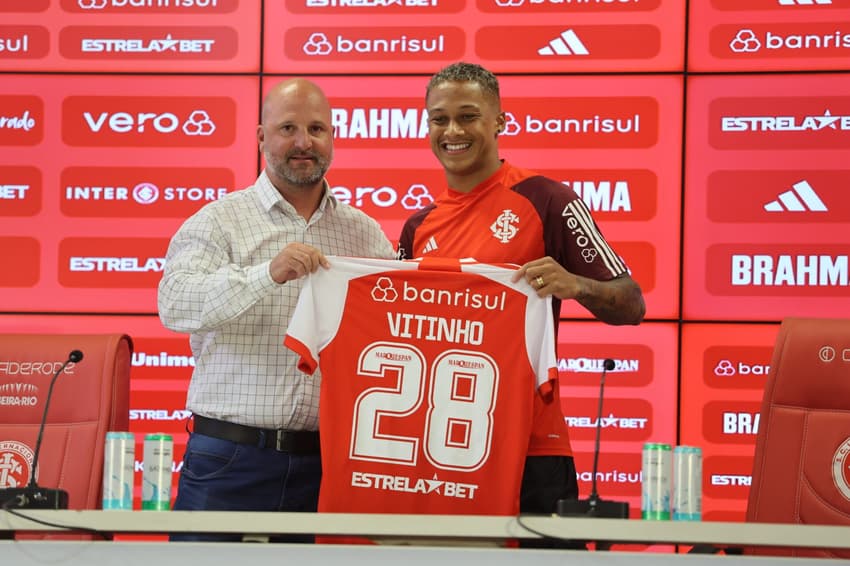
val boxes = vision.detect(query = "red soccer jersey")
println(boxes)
[398,161,629,457]
[284,256,557,516]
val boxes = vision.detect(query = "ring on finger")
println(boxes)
[534,275,544,288]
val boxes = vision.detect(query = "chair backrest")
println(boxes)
[746,317,850,558]
[0,334,132,514]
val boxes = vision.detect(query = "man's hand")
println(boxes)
[269,243,330,283]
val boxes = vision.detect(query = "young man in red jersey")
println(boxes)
[399,62,646,547]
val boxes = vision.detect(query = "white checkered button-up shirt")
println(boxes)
[158,171,396,430]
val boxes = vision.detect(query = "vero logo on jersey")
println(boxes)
[538,29,588,56]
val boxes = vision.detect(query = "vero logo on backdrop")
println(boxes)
[62,96,235,147]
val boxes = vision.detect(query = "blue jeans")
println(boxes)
[169,432,322,543]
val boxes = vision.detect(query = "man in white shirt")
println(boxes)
[158,78,396,542]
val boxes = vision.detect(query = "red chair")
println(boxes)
[0,334,132,529]
[746,317,850,558]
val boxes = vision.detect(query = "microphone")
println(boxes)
[0,350,83,510]
[556,357,630,519]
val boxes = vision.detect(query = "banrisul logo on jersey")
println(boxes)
[61,95,236,147]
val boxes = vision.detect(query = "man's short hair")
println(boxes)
[426,62,501,103]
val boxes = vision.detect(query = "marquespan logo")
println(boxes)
[833,437,850,501]
[491,209,519,243]
[0,441,34,489]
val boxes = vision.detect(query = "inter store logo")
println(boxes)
[60,166,234,218]
[573,452,641,497]
[285,27,464,61]
[58,237,169,288]
[59,26,238,60]
[563,398,652,442]
[0,95,43,146]
[556,343,653,388]
[712,23,850,60]
[286,0,459,14]
[707,170,850,223]
[477,25,660,60]
[704,455,753,500]
[0,26,49,59]
[703,345,772,390]
[478,0,659,13]
[706,244,849,297]
[710,97,850,150]
[62,96,235,147]
[702,400,762,444]
[0,237,39,287]
[61,0,238,13]
[0,166,41,217]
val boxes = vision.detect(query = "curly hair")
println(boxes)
[425,62,501,103]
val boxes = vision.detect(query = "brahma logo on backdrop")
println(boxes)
[707,170,850,223]
[58,237,169,288]
[563,398,652,442]
[702,400,762,444]
[62,96,236,147]
[480,0,659,12]
[286,27,464,60]
[713,22,850,59]
[286,0,454,14]
[0,95,43,145]
[710,97,850,149]
[704,455,753,500]
[0,165,41,217]
[59,26,238,60]
[706,244,849,296]
[330,100,427,147]
[0,25,49,59]
[703,345,772,389]
[60,166,235,218]
[64,0,237,13]
[476,25,661,60]
[538,168,657,220]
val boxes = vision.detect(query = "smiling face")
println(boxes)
[425,80,505,192]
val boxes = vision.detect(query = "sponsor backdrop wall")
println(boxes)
[1,0,849,521]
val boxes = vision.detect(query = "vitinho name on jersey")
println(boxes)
[387,312,484,345]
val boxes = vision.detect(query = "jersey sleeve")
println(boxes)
[283,273,322,375]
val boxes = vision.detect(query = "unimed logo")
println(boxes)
[704,455,754,500]
[130,337,195,380]
[703,345,772,389]
[710,96,850,150]
[60,166,235,218]
[0,25,50,59]
[59,26,238,60]
[62,0,238,13]
[62,96,235,147]
[563,398,652,442]
[0,237,39,287]
[0,95,43,146]
[286,26,464,60]
[58,237,169,288]
[479,0,659,13]
[556,343,652,387]
[702,400,762,444]
[477,25,660,60]
[0,165,41,217]
[707,244,849,296]
[499,97,658,149]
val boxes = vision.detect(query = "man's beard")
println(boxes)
[267,150,331,187]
